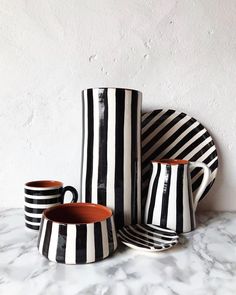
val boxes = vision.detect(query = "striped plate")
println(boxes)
[141,109,218,208]
[118,224,179,252]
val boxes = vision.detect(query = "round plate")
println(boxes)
[118,224,179,252]
[141,109,218,207]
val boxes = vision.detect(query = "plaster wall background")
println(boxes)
[0,0,235,210]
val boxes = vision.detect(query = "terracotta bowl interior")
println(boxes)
[153,159,189,165]
[44,203,112,224]
[25,180,62,188]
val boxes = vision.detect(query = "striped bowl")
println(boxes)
[37,203,117,264]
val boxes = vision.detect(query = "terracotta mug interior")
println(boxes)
[153,159,189,165]
[25,180,63,188]
[44,203,112,224]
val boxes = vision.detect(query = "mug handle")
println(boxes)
[61,186,78,203]
[189,162,211,211]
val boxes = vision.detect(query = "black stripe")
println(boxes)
[188,166,195,230]
[122,229,163,249]
[97,89,108,206]
[94,222,103,260]
[131,91,138,223]
[142,110,175,141]
[175,132,210,159]
[37,217,44,247]
[25,215,41,223]
[24,197,61,204]
[142,112,186,155]
[85,89,94,203]
[25,223,40,230]
[42,220,52,258]
[147,163,161,224]
[76,225,87,263]
[127,227,165,247]
[161,125,205,159]
[24,206,45,214]
[140,224,177,237]
[189,141,214,162]
[118,231,150,249]
[106,219,114,254]
[160,165,171,228]
[24,188,62,196]
[114,89,125,229]
[56,225,67,263]
[134,225,173,242]
[136,224,177,241]
[141,110,162,128]
[176,165,184,233]
[143,118,196,165]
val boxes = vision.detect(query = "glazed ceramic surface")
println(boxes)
[144,160,211,233]
[141,109,218,212]
[38,203,117,264]
[118,224,178,252]
[24,180,78,230]
[81,88,142,229]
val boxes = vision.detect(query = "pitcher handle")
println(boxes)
[189,162,211,211]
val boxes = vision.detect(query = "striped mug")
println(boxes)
[24,180,78,230]
[144,159,211,233]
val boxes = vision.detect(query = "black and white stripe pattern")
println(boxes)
[118,224,178,252]
[38,215,117,264]
[141,109,218,214]
[24,187,62,230]
[81,88,142,229]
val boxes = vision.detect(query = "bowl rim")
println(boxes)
[43,202,113,225]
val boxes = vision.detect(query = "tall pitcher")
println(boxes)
[144,159,211,233]
[81,88,142,229]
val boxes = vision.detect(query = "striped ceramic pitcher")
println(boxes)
[81,88,142,229]
[144,159,211,233]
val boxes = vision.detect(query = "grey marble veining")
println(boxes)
[0,209,236,295]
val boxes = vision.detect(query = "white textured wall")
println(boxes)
[0,0,235,210]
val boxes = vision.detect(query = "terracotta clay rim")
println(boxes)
[43,202,113,225]
[25,180,63,188]
[152,159,189,165]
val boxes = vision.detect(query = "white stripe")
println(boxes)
[24,185,62,191]
[123,90,132,225]
[142,111,164,134]
[167,165,177,231]
[136,224,178,239]
[147,224,177,234]
[183,165,191,232]
[144,163,158,222]
[47,222,59,262]
[106,88,116,211]
[38,219,47,254]
[24,194,61,200]
[152,165,166,226]
[81,90,88,202]
[24,202,60,209]
[137,93,142,223]
[101,220,109,258]
[141,112,151,123]
[24,211,42,218]
[170,129,208,159]
[86,223,95,263]
[25,220,40,226]
[125,227,177,244]
[118,231,151,249]
[65,224,76,264]
[111,216,117,250]
[142,111,181,148]
[158,121,200,159]
[181,136,213,160]
[142,115,190,161]
[91,89,100,204]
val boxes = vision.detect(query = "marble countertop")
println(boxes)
[0,209,236,295]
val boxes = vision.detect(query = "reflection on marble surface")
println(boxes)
[0,209,236,295]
